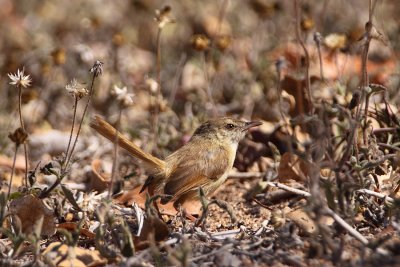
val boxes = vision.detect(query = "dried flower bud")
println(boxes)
[145,78,159,94]
[112,33,125,47]
[66,79,88,100]
[190,34,210,51]
[51,48,66,65]
[155,5,175,29]
[301,17,314,32]
[216,35,232,52]
[8,127,28,146]
[8,68,32,88]
[112,85,134,107]
[89,60,104,77]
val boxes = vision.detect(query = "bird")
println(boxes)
[90,116,262,206]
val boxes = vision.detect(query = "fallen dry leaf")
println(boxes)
[87,159,110,193]
[43,242,107,267]
[271,42,396,85]
[287,208,316,236]
[278,152,310,183]
[9,194,55,236]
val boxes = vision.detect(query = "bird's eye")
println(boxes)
[226,123,235,129]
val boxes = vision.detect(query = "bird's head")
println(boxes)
[192,117,262,144]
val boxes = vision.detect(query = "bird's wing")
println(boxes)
[163,142,230,200]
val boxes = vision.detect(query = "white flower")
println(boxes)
[66,79,88,99]
[8,68,32,88]
[112,85,134,107]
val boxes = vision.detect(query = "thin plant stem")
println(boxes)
[22,144,28,186]
[18,86,24,132]
[357,188,394,203]
[275,59,293,154]
[294,0,313,114]
[151,27,163,151]
[7,144,18,199]
[109,108,122,198]
[39,62,101,199]
[339,1,379,169]
[276,63,286,124]
[316,41,324,81]
[64,73,96,169]
[361,0,379,146]
[38,172,65,199]
[18,85,28,186]
[63,96,78,171]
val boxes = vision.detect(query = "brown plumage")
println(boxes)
[90,116,261,205]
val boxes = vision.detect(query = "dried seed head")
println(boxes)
[8,68,32,88]
[301,17,314,32]
[155,5,175,29]
[66,79,88,100]
[190,34,210,51]
[313,32,323,46]
[8,127,28,146]
[216,35,232,52]
[89,60,104,77]
[111,85,134,107]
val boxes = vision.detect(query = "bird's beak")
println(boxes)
[243,121,262,131]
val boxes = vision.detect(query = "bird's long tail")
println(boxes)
[90,115,165,173]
